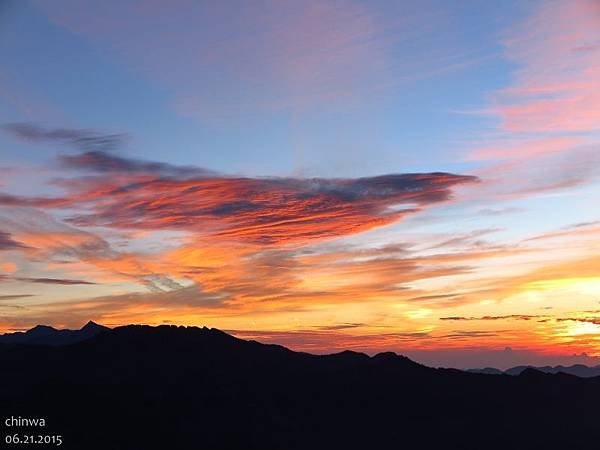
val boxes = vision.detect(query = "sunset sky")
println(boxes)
[0,0,599,368]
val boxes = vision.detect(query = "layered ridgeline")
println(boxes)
[0,321,108,346]
[468,365,600,377]
[3,322,598,376]
[1,324,600,450]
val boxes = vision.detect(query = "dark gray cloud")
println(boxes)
[0,231,28,250]
[3,123,217,178]
[0,274,96,285]
[3,123,126,152]
[0,294,35,301]
[58,150,217,178]
[316,322,366,331]
[440,315,543,321]
[15,276,96,285]
[555,316,600,325]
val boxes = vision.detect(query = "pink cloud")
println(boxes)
[463,0,600,201]
[469,136,586,161]
[493,0,600,133]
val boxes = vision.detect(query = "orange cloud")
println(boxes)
[0,160,476,246]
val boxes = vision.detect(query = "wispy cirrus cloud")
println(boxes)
[0,294,35,301]
[34,0,482,122]
[0,274,95,285]
[3,122,126,152]
[463,0,600,200]
[62,172,475,245]
[495,0,600,134]
[0,140,477,245]
[440,315,543,321]
[35,0,395,119]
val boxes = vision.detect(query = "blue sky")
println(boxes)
[0,0,520,176]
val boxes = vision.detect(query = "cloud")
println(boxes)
[3,123,126,152]
[35,0,483,122]
[0,154,477,245]
[407,293,462,302]
[34,0,395,119]
[555,317,600,325]
[0,207,114,260]
[0,152,478,305]
[0,231,28,250]
[15,276,96,285]
[476,207,524,216]
[424,228,500,251]
[567,220,600,229]
[441,330,503,339]
[0,294,35,301]
[469,136,587,161]
[316,322,366,331]
[463,0,600,201]
[0,207,185,292]
[440,315,543,321]
[471,141,600,200]
[495,0,600,134]
[58,150,216,178]
[0,275,95,285]
[225,328,435,352]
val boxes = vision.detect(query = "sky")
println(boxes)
[0,0,599,369]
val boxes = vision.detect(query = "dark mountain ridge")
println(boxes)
[0,320,108,346]
[1,323,600,450]
[468,363,600,378]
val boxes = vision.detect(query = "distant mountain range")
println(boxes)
[3,322,599,378]
[2,323,600,449]
[468,364,600,378]
[0,320,108,345]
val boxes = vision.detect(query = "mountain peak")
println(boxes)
[27,324,57,336]
[81,320,106,331]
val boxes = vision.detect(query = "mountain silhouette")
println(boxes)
[466,366,505,375]
[469,363,600,378]
[0,320,108,346]
[1,323,600,450]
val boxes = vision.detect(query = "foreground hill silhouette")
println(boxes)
[1,324,600,449]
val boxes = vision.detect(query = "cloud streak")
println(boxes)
[0,231,28,250]
[0,275,95,285]
[0,149,477,245]
[0,294,35,301]
[3,123,126,152]
[440,315,543,321]
[58,150,216,178]
[464,0,600,202]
